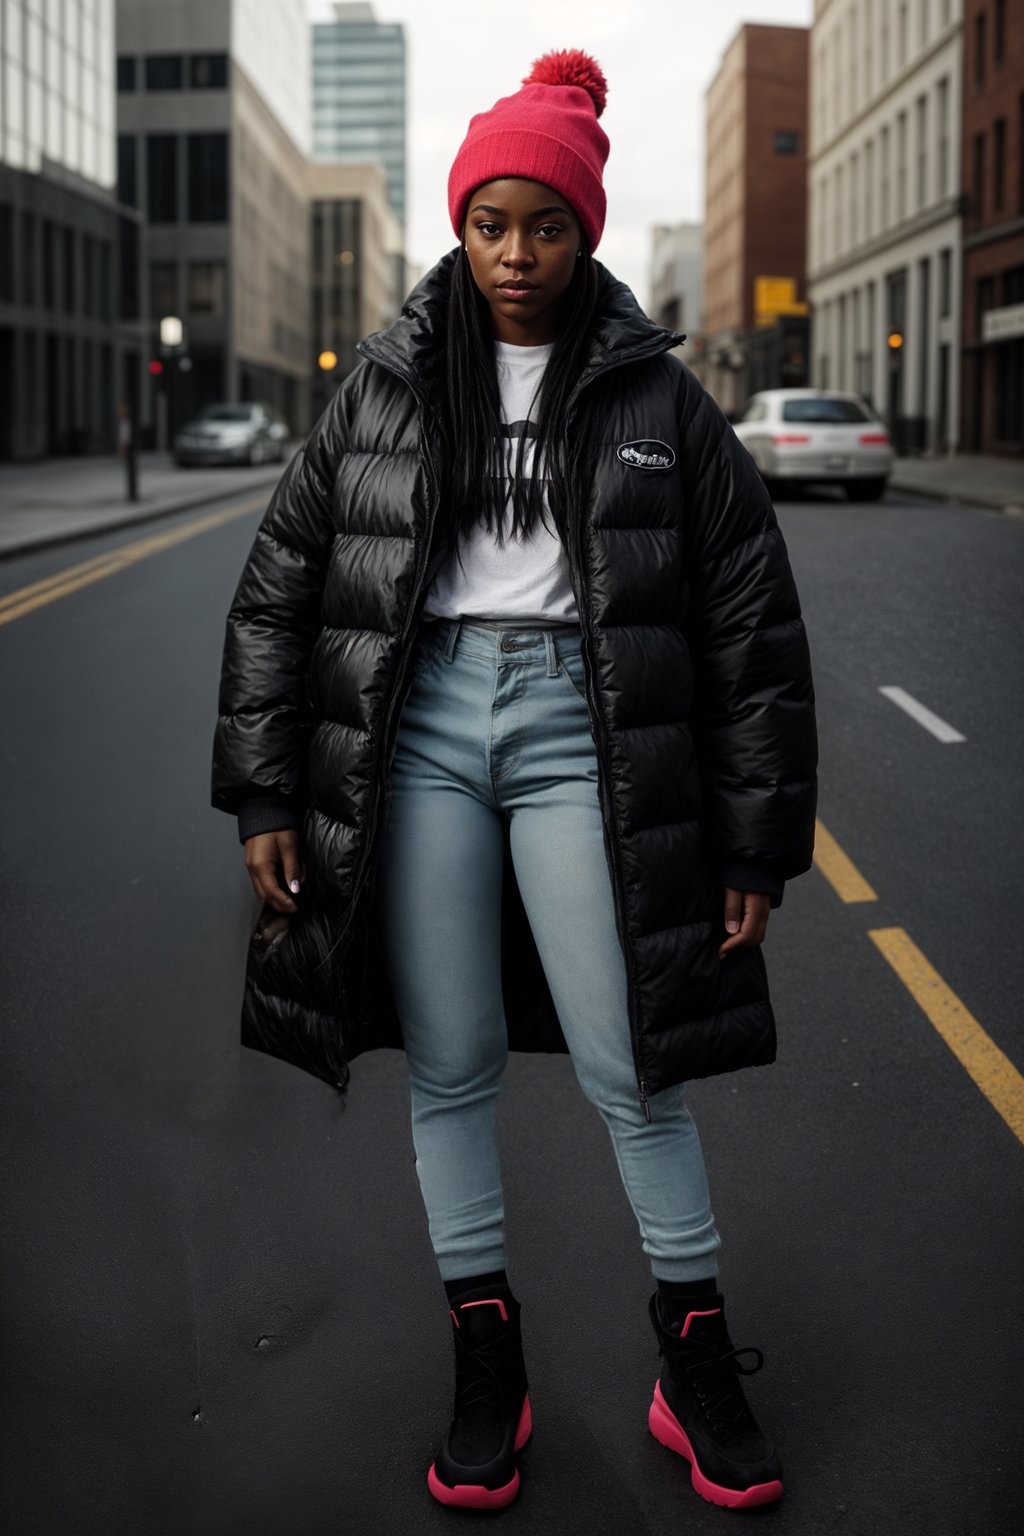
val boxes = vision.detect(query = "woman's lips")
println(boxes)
[497,284,537,301]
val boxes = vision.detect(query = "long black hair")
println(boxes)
[439,238,601,575]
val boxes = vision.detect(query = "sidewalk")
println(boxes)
[889,451,1024,516]
[0,451,290,561]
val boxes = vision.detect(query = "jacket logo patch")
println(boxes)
[616,439,676,471]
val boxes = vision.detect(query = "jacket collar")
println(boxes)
[357,247,686,401]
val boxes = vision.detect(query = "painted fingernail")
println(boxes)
[289,880,300,893]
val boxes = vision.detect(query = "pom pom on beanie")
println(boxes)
[448,50,610,253]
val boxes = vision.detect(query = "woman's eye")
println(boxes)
[538,224,563,238]
[477,222,501,236]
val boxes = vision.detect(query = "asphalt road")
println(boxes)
[1,482,1022,1535]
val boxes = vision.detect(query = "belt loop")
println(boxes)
[443,619,460,662]
[545,630,558,677]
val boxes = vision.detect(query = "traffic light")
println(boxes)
[148,359,165,376]
[886,328,904,351]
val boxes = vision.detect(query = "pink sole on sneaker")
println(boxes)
[427,1392,533,1508]
[648,1381,784,1509]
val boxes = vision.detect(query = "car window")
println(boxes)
[781,397,872,423]
[739,399,768,423]
[197,405,258,423]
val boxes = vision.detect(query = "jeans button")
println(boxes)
[501,638,512,651]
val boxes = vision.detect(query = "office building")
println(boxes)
[807,0,963,452]
[309,159,402,420]
[702,24,811,412]
[0,0,141,457]
[961,0,1023,454]
[649,222,703,377]
[116,0,312,442]
[312,3,407,230]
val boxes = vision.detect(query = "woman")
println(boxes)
[212,51,817,1513]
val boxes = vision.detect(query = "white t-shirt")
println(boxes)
[421,338,580,623]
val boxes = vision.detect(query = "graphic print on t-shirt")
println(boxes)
[420,338,580,622]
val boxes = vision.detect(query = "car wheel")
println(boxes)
[845,477,887,502]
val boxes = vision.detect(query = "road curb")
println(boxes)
[888,475,1024,518]
[0,471,281,563]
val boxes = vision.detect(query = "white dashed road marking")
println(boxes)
[878,686,966,743]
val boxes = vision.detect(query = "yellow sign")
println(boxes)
[754,277,807,324]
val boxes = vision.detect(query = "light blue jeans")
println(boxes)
[374,618,721,1284]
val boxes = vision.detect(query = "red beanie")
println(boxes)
[447,50,610,254]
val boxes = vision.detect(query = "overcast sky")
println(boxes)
[309,0,813,306]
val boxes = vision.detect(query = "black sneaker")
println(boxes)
[427,1283,532,1509]
[647,1289,784,1508]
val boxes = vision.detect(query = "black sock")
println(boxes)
[656,1274,720,1299]
[444,1268,510,1303]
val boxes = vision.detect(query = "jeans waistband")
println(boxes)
[419,616,584,669]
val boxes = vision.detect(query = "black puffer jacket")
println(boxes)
[211,251,818,1116]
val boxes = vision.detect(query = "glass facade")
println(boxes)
[0,0,116,188]
[312,16,406,228]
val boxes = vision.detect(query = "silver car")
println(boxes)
[174,402,290,468]
[732,389,894,501]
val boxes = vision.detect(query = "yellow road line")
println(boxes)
[813,818,878,902]
[869,926,1024,1145]
[0,497,264,627]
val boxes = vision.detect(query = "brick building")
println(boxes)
[961,0,1023,454]
[702,24,810,413]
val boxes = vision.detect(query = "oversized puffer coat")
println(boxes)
[211,251,818,1117]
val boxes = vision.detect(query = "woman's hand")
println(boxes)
[718,887,770,959]
[244,829,306,916]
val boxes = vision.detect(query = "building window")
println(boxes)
[189,54,228,89]
[147,135,178,223]
[43,221,57,309]
[976,275,996,341]
[145,56,183,91]
[117,135,137,208]
[98,241,112,323]
[119,218,139,322]
[994,118,1006,213]
[897,1,907,67]
[939,248,952,318]
[188,261,225,316]
[0,206,12,303]
[774,130,799,155]
[994,0,1005,65]
[937,77,949,196]
[83,235,94,318]
[973,131,986,226]
[881,124,891,226]
[915,94,928,209]
[974,13,986,89]
[187,134,229,222]
[63,228,75,314]
[117,56,135,92]
[21,212,35,307]
[897,111,908,219]
[150,262,177,321]
[865,138,874,234]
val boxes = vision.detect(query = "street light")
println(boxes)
[160,315,184,349]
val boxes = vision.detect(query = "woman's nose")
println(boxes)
[502,238,533,269]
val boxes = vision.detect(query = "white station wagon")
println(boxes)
[731,389,894,501]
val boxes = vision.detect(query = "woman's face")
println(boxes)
[462,177,582,345]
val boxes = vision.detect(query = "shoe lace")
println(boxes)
[667,1340,766,1431]
[452,1327,516,1421]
